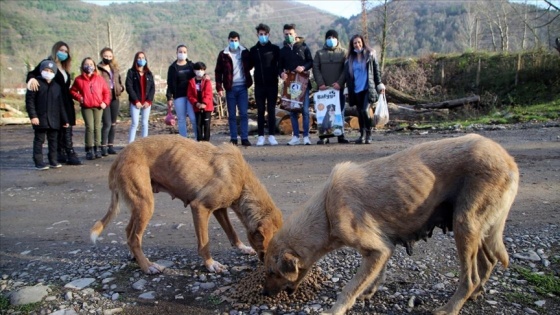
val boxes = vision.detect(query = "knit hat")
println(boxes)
[40,60,58,75]
[325,30,338,40]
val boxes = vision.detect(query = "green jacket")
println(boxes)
[312,43,347,89]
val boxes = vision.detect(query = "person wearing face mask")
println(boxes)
[187,62,214,142]
[249,23,280,146]
[126,51,155,143]
[313,29,349,145]
[166,44,197,139]
[97,47,124,156]
[215,31,253,146]
[70,57,111,160]
[26,41,82,165]
[278,23,314,146]
[344,34,386,144]
[26,60,69,170]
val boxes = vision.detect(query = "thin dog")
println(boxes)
[263,134,518,315]
[91,135,283,274]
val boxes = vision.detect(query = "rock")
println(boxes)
[103,307,124,315]
[10,285,49,305]
[64,278,95,290]
[512,251,541,262]
[139,291,156,299]
[132,279,147,290]
[51,310,79,315]
[534,300,546,307]
[200,282,216,290]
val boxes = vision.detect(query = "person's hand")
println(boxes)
[199,103,206,109]
[143,102,150,108]
[332,82,341,90]
[135,102,142,109]
[62,123,69,128]
[167,99,173,107]
[318,84,327,91]
[27,78,39,91]
[218,90,223,97]
[30,118,39,125]
[80,97,84,104]
[280,72,287,81]
[100,102,107,109]
[295,66,304,73]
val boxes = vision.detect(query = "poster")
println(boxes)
[314,89,343,137]
[280,71,310,112]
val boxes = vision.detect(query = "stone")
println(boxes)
[10,285,49,305]
[64,278,95,290]
[139,291,156,299]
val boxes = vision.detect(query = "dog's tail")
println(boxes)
[90,189,120,244]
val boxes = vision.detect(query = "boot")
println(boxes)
[337,135,349,144]
[107,145,117,155]
[354,129,365,144]
[94,146,102,159]
[365,129,372,144]
[57,149,67,164]
[101,145,108,157]
[85,147,94,160]
[66,149,83,165]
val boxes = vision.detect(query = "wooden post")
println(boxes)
[476,57,481,89]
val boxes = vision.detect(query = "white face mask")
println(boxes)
[177,52,187,61]
[195,70,205,77]
[41,70,55,81]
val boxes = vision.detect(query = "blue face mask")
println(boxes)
[354,48,363,54]
[258,35,268,44]
[229,41,239,50]
[137,59,146,67]
[56,51,68,61]
[326,38,337,48]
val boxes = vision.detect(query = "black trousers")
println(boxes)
[351,90,372,130]
[34,128,58,165]
[196,111,212,141]
[102,96,120,146]
[254,84,278,136]
[57,126,75,154]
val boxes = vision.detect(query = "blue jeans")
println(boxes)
[289,88,310,137]
[226,85,249,140]
[129,103,151,143]
[174,96,197,138]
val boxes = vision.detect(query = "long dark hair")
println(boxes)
[50,41,72,73]
[132,51,150,73]
[347,34,373,59]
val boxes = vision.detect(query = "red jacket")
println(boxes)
[70,72,111,109]
[187,77,214,112]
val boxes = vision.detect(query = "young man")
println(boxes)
[278,23,313,146]
[215,31,253,146]
[250,23,280,146]
[313,29,349,144]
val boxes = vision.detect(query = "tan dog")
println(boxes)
[91,135,283,274]
[263,134,518,315]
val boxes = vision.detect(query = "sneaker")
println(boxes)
[256,136,265,146]
[317,138,330,145]
[241,139,252,147]
[287,136,300,146]
[35,163,49,170]
[303,136,311,145]
[268,135,278,146]
[49,163,62,169]
[338,136,350,144]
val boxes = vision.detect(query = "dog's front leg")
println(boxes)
[191,205,227,273]
[324,247,392,315]
[213,208,256,255]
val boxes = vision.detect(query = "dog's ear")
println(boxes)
[279,252,299,282]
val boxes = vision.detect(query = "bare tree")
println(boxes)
[367,0,404,71]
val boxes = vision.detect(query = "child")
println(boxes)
[187,62,214,141]
[26,60,69,170]
[70,57,111,160]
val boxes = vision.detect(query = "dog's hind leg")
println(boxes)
[326,246,393,315]
[213,208,256,255]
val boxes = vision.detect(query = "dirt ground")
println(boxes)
[0,120,559,314]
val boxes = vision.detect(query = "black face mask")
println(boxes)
[102,58,112,65]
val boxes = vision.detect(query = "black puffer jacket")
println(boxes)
[278,37,313,74]
[25,77,68,130]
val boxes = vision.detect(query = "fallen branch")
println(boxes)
[414,95,480,109]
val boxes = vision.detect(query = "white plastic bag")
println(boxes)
[373,93,389,128]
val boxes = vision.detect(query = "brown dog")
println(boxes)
[91,135,283,274]
[263,134,518,315]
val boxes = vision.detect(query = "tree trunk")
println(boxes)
[385,86,429,105]
[414,96,480,109]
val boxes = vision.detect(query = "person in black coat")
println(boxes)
[26,60,69,170]
[26,41,82,165]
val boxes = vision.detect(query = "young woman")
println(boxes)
[344,34,385,144]
[70,57,111,160]
[126,51,155,143]
[97,47,124,155]
[166,44,197,139]
[26,41,82,165]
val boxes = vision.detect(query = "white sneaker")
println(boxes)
[268,135,278,146]
[256,136,265,146]
[287,136,300,146]
[303,136,311,145]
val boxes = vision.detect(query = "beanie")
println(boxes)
[325,30,338,40]
[40,60,58,75]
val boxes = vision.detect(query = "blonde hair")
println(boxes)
[50,41,72,73]
[99,47,120,70]
[80,57,98,75]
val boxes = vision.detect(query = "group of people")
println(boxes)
[25,23,385,170]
